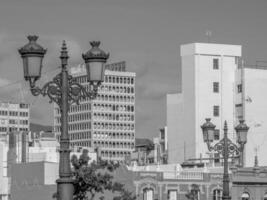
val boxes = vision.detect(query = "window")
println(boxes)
[213,82,219,93]
[214,129,220,140]
[241,192,250,200]
[237,84,242,93]
[213,106,220,117]
[213,189,222,200]
[168,190,177,200]
[263,193,267,200]
[213,58,219,69]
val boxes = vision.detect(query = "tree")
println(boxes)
[71,149,136,200]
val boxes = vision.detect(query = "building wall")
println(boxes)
[167,43,242,164]
[167,93,186,164]
[181,53,197,161]
[0,142,9,200]
[242,67,267,166]
[231,167,267,200]
[195,54,239,157]
[54,62,136,161]
[11,162,56,200]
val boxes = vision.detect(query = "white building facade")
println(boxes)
[239,66,267,166]
[168,43,242,164]
[54,61,136,161]
[0,102,30,139]
[0,142,9,200]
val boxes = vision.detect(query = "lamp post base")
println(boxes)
[56,178,74,200]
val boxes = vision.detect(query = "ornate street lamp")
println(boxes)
[201,119,249,200]
[235,119,249,167]
[185,184,200,200]
[18,35,109,200]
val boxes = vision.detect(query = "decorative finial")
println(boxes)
[19,35,46,56]
[61,40,67,51]
[90,41,100,48]
[224,121,228,130]
[27,35,38,42]
[82,40,109,63]
[60,40,69,66]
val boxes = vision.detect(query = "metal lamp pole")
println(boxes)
[18,36,109,200]
[201,119,249,200]
[222,122,230,200]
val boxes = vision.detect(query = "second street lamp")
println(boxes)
[185,184,200,200]
[18,35,109,200]
[201,119,249,200]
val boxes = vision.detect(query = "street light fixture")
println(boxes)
[18,35,109,200]
[201,119,249,200]
[185,184,200,200]
[235,120,249,167]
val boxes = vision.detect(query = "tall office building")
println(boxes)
[54,61,136,161]
[167,43,242,164]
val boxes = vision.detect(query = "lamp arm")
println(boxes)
[209,137,241,157]
[206,141,214,152]
[30,74,62,106]
[68,80,100,104]
[29,72,100,107]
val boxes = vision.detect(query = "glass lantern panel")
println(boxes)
[208,129,214,142]
[238,130,247,143]
[86,62,104,82]
[27,56,42,78]
[22,57,29,78]
[203,130,208,142]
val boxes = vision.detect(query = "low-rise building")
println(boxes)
[131,138,154,165]
[10,159,267,200]
[130,163,267,200]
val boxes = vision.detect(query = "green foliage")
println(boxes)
[71,149,136,200]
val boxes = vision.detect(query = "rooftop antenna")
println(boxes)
[205,30,212,43]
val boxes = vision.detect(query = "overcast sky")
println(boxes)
[0,0,267,139]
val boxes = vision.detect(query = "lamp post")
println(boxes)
[201,119,249,200]
[18,35,109,200]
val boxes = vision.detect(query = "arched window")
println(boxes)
[143,188,153,200]
[213,189,222,200]
[241,192,250,200]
